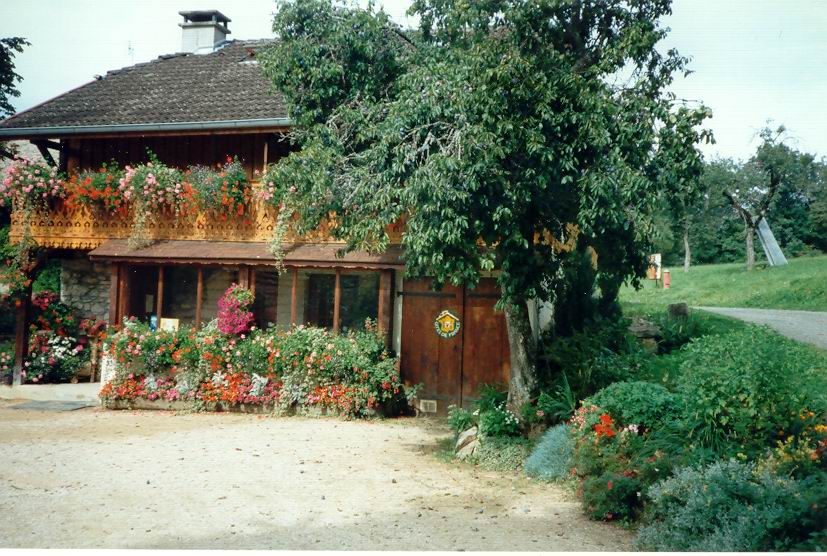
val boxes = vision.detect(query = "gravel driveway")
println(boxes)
[698,307,827,350]
[0,402,630,550]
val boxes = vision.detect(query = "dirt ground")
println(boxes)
[0,400,631,550]
[698,306,827,350]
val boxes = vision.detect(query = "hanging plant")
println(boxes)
[117,150,189,249]
[216,284,255,335]
[0,157,66,213]
[187,156,249,219]
[256,163,297,272]
[0,261,32,307]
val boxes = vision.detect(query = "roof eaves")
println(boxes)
[0,117,292,139]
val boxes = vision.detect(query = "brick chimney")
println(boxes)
[179,10,231,54]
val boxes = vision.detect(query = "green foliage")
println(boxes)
[676,326,827,457]
[447,405,475,434]
[524,424,574,482]
[468,435,533,473]
[535,374,577,422]
[0,37,29,118]
[31,259,60,294]
[262,0,712,358]
[586,381,682,431]
[478,402,521,438]
[539,317,646,402]
[582,471,643,522]
[636,461,827,551]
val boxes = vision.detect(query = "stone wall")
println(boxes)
[60,257,110,321]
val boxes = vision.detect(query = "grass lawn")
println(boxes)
[620,255,827,311]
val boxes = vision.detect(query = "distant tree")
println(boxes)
[722,127,787,270]
[654,107,714,271]
[262,0,710,409]
[0,37,28,119]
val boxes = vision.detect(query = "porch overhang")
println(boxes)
[88,240,405,269]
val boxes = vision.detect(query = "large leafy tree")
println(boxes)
[261,0,709,408]
[0,37,28,120]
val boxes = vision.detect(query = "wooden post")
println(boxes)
[290,267,298,326]
[378,271,387,332]
[333,268,342,333]
[118,265,129,322]
[108,263,120,326]
[250,268,257,298]
[156,266,165,320]
[195,267,204,329]
[12,288,31,386]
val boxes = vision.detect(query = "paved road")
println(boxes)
[698,307,827,350]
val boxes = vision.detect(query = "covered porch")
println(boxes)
[90,240,402,347]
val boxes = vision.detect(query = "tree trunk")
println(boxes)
[504,300,537,413]
[683,224,691,273]
[745,226,756,270]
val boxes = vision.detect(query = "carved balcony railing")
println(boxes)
[10,201,405,250]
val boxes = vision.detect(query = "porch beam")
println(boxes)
[333,268,342,334]
[290,267,298,326]
[12,285,31,386]
[195,267,204,329]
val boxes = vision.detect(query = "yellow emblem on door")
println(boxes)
[434,310,461,338]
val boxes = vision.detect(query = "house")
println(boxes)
[0,10,511,412]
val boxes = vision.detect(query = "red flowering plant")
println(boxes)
[0,157,66,213]
[216,284,255,335]
[0,263,32,307]
[65,161,127,215]
[187,156,250,219]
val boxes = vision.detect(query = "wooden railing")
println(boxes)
[10,201,405,249]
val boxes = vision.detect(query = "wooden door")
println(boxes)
[400,280,464,408]
[461,278,510,406]
[400,278,510,411]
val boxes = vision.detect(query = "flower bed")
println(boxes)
[100,314,412,418]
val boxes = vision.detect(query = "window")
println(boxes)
[303,271,379,332]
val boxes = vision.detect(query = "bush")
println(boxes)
[524,424,574,481]
[539,317,648,401]
[470,436,533,473]
[636,460,827,551]
[677,327,827,457]
[478,402,521,437]
[447,405,475,434]
[582,471,643,522]
[586,381,682,431]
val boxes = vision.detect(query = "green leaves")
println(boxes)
[263,0,710,312]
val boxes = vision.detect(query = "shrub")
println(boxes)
[524,424,574,481]
[23,332,87,383]
[636,460,827,551]
[582,471,643,522]
[586,381,682,431]
[677,327,827,457]
[470,436,533,473]
[478,402,521,437]
[447,405,475,434]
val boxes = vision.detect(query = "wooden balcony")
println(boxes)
[10,199,405,250]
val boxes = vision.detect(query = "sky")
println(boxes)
[1,0,826,161]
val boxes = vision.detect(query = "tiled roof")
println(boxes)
[88,240,405,269]
[0,40,288,132]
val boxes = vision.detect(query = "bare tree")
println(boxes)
[722,127,785,270]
